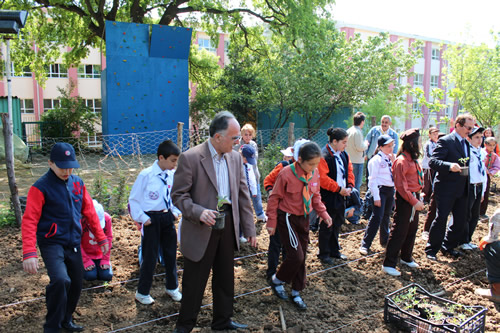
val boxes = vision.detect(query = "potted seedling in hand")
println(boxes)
[213,195,230,230]
[458,157,470,176]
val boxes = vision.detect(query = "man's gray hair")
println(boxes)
[381,115,392,123]
[209,111,236,137]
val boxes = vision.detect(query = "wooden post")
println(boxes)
[177,122,184,150]
[288,122,295,147]
[1,113,23,226]
[371,116,376,127]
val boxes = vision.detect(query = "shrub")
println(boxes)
[258,143,285,198]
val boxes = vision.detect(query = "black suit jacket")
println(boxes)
[429,132,470,197]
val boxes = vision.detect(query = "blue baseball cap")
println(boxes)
[50,142,80,169]
[241,144,257,165]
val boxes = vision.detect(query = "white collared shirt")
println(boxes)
[469,146,487,195]
[208,140,231,202]
[330,144,346,188]
[129,160,181,224]
[368,151,394,201]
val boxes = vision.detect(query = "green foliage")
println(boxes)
[216,195,230,212]
[4,0,334,84]
[0,205,16,228]
[40,81,98,138]
[360,92,406,129]
[443,33,500,127]
[90,171,130,216]
[410,87,448,128]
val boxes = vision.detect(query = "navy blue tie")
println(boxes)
[462,139,468,157]
[335,154,345,179]
[158,173,171,210]
[473,150,485,176]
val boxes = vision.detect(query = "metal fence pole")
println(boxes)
[177,122,184,149]
[288,122,295,147]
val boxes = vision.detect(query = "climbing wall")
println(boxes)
[102,21,192,154]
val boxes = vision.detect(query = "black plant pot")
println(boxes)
[213,213,225,230]
[459,166,469,176]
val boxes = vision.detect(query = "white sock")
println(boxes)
[291,289,300,297]
[272,274,283,285]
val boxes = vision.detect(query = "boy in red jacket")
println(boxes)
[22,142,109,333]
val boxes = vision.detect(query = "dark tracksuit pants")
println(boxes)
[383,192,420,268]
[361,186,394,250]
[176,206,235,331]
[138,210,178,295]
[275,210,310,292]
[318,211,344,259]
[424,191,437,232]
[267,229,286,280]
[462,183,483,245]
[39,243,83,333]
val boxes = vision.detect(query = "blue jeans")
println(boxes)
[83,259,113,281]
[251,183,265,217]
[352,163,364,192]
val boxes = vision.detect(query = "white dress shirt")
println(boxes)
[129,160,181,224]
[368,151,394,201]
[244,163,258,196]
[469,146,487,196]
[330,144,346,188]
[208,139,231,202]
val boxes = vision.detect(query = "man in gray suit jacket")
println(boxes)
[172,111,257,332]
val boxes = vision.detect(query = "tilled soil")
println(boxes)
[1,190,499,332]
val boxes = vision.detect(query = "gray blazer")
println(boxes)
[172,141,256,262]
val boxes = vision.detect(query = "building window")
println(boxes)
[224,40,229,54]
[43,99,60,111]
[46,64,68,78]
[21,99,34,114]
[198,38,216,53]
[85,99,102,113]
[414,74,424,86]
[430,75,439,88]
[418,46,425,58]
[431,48,440,60]
[412,101,421,113]
[78,64,101,78]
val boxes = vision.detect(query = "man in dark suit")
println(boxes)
[425,114,475,260]
[171,111,257,332]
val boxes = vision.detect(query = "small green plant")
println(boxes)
[217,195,230,212]
[0,206,16,227]
[90,171,131,216]
[458,157,469,166]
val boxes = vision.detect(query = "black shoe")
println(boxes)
[426,254,438,261]
[331,253,348,260]
[319,257,334,265]
[291,295,307,310]
[62,319,84,332]
[212,320,248,330]
[270,281,288,300]
[441,248,464,258]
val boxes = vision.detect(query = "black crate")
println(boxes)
[384,283,486,333]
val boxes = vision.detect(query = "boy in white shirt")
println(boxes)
[129,140,182,304]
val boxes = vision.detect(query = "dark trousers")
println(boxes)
[318,212,344,259]
[276,210,310,291]
[485,242,500,283]
[424,192,437,232]
[383,192,420,268]
[83,259,113,281]
[480,174,491,215]
[462,183,483,244]
[266,229,286,279]
[422,169,434,203]
[137,211,178,294]
[176,208,235,332]
[39,243,83,333]
[361,186,394,249]
[425,188,468,255]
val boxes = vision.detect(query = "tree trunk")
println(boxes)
[1,114,23,226]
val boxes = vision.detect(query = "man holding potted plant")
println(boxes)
[171,111,256,332]
[425,114,475,261]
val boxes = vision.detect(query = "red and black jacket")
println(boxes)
[22,169,107,261]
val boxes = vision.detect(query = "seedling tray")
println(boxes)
[384,283,486,333]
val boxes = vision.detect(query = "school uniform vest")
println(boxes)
[33,169,85,248]
[320,150,349,211]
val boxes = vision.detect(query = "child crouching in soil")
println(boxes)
[266,142,332,310]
